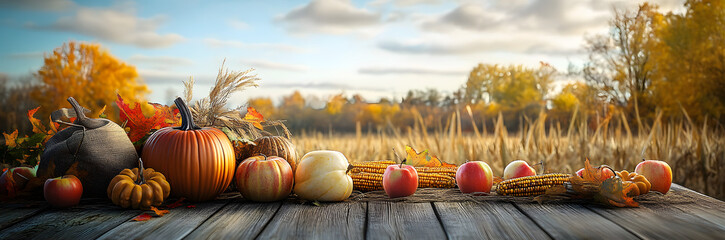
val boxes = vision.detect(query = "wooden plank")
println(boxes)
[97,199,229,240]
[434,201,550,240]
[670,184,725,207]
[367,202,447,240]
[257,201,365,240]
[515,202,638,240]
[0,202,49,230]
[671,203,725,227]
[0,202,138,240]
[184,201,281,239]
[588,203,725,239]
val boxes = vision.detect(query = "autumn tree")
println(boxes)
[32,41,149,122]
[583,4,663,125]
[464,63,554,108]
[651,0,725,122]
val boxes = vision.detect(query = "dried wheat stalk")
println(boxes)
[182,60,291,141]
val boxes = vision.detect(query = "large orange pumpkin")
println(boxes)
[141,98,235,202]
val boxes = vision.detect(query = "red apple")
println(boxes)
[44,175,83,208]
[503,160,536,180]
[456,161,493,193]
[0,167,36,195]
[382,162,418,198]
[575,166,615,181]
[236,155,294,202]
[635,160,672,194]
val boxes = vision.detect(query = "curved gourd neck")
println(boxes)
[174,97,201,131]
[67,97,105,129]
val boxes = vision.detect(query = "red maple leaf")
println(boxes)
[132,213,153,222]
[165,197,186,209]
[116,94,179,142]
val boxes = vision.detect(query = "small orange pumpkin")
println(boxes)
[107,159,171,209]
[141,98,235,202]
[618,170,651,196]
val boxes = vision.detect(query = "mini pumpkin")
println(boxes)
[107,159,171,209]
[617,170,651,196]
[245,136,298,172]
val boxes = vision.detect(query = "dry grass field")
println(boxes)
[292,110,725,200]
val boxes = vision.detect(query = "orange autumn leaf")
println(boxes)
[116,94,179,142]
[27,107,47,134]
[3,130,18,148]
[581,158,608,184]
[405,145,455,167]
[150,206,169,217]
[597,177,640,207]
[132,213,153,222]
[243,107,264,130]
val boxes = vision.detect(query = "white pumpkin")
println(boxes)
[293,150,353,201]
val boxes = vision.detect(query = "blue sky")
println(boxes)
[0,0,685,105]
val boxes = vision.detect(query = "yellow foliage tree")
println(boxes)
[248,97,276,119]
[32,41,149,122]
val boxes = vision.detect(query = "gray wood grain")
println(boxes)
[671,184,725,207]
[0,203,138,240]
[367,202,446,240]
[97,199,229,240]
[183,201,281,239]
[0,202,48,230]
[515,202,638,240]
[256,201,366,240]
[434,201,550,240]
[588,202,725,239]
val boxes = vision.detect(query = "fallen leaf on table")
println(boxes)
[596,177,639,207]
[165,197,186,209]
[132,213,153,222]
[150,206,169,217]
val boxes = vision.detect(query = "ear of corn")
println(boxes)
[349,161,457,191]
[496,173,571,197]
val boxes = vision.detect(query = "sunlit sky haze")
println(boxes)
[0,0,686,106]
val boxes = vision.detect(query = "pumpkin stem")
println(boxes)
[137,158,146,184]
[258,153,267,160]
[174,97,200,131]
[67,97,105,129]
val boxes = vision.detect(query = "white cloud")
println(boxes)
[0,0,75,12]
[359,66,466,76]
[369,0,443,7]
[40,8,183,48]
[378,33,582,56]
[380,0,684,56]
[276,0,380,34]
[228,19,249,30]
[265,82,385,92]
[204,38,309,53]
[128,55,193,66]
[241,59,309,72]
[423,3,504,31]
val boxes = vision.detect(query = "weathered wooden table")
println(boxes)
[0,184,723,239]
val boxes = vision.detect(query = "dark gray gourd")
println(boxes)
[37,97,138,197]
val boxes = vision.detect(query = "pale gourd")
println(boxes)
[293,150,353,201]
